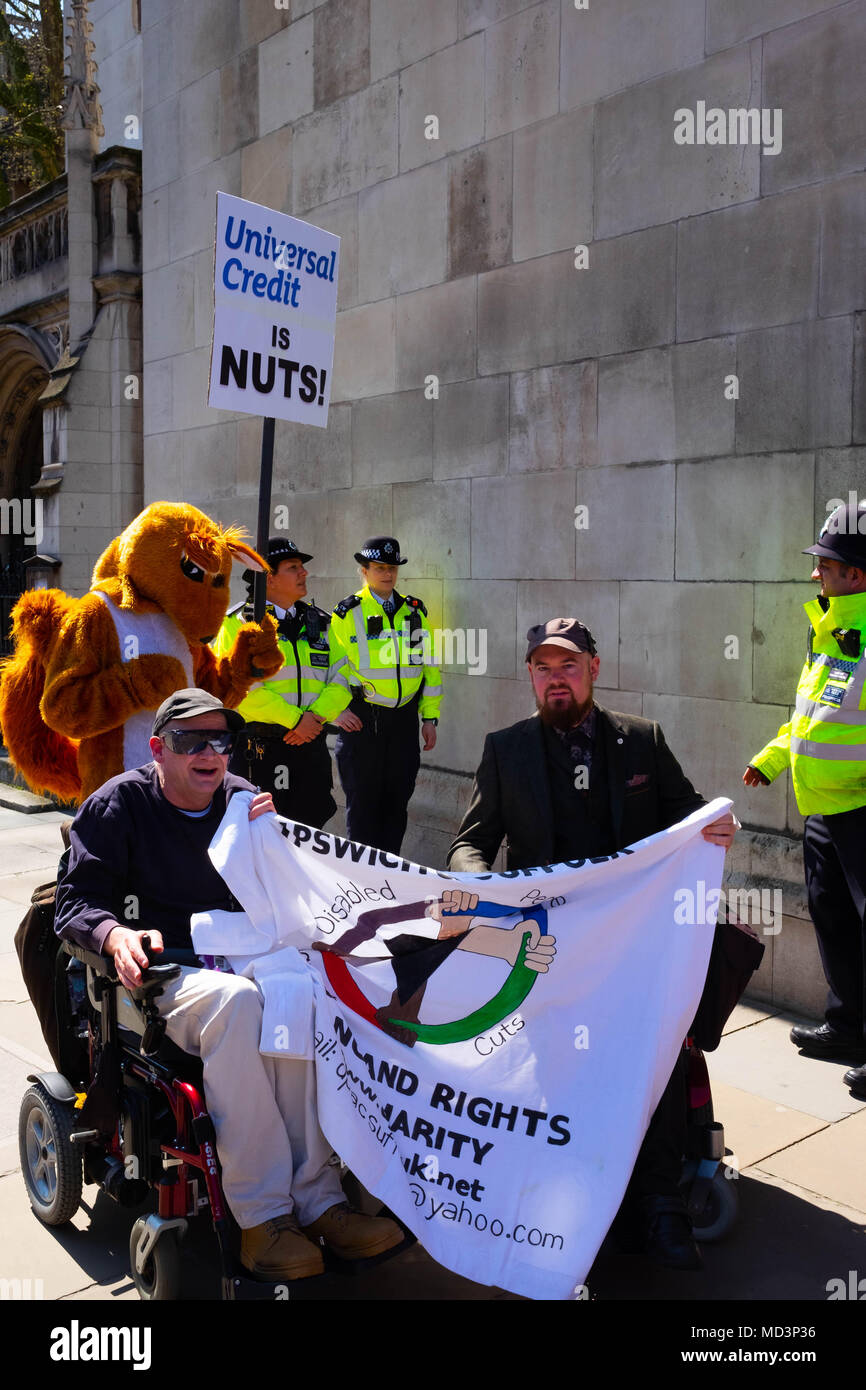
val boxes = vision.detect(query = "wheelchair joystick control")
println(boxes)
[131,933,181,1056]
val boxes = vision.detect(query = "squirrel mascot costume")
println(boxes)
[0,501,283,803]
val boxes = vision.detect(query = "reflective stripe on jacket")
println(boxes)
[212,603,351,728]
[751,591,866,815]
[330,587,442,719]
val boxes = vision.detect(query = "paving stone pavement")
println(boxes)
[1,806,863,1303]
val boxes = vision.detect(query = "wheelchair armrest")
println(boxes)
[62,941,183,999]
[62,939,117,978]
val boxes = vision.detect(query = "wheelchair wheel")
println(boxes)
[129,1218,181,1301]
[689,1168,739,1243]
[19,1084,83,1226]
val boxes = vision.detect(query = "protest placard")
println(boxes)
[207,192,339,428]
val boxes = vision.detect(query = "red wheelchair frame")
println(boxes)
[19,937,409,1300]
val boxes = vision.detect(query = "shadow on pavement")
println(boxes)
[25,1166,866,1301]
[588,1172,866,1300]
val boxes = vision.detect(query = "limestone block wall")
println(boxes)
[85,0,143,154]
[137,0,866,1015]
[41,297,143,595]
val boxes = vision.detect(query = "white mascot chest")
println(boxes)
[93,591,194,770]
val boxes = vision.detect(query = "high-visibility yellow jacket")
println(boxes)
[751,591,866,815]
[212,600,351,729]
[330,586,442,719]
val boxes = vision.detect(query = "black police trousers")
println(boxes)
[229,723,336,829]
[803,804,866,1038]
[335,693,421,855]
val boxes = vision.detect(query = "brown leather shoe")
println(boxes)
[302,1202,404,1259]
[240,1212,325,1280]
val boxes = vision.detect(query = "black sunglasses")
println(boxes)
[160,728,235,756]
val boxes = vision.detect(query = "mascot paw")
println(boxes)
[234,613,283,680]
[129,653,192,706]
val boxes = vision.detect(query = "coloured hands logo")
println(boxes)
[314,890,557,1047]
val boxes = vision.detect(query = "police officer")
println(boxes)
[330,536,442,854]
[745,499,866,1096]
[212,537,350,827]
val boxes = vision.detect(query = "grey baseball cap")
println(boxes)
[152,688,245,737]
[525,618,598,662]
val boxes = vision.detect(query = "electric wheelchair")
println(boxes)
[19,932,410,1300]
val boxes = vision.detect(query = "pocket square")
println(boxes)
[625,773,649,788]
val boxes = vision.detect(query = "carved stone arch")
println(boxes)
[0,325,58,565]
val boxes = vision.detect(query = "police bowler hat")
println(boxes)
[354,536,407,566]
[243,537,312,585]
[804,499,866,568]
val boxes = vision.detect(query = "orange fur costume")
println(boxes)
[0,502,282,803]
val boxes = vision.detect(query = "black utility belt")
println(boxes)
[350,690,420,713]
[242,721,290,739]
[243,719,330,740]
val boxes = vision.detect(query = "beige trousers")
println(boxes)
[156,966,344,1228]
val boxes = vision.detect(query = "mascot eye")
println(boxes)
[180,555,205,583]
[212,573,226,589]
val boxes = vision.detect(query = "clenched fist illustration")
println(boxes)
[508,918,557,972]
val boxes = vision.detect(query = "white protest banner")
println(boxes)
[207,192,339,427]
[196,797,731,1301]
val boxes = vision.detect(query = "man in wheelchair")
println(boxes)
[54,687,403,1281]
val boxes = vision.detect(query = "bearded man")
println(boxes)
[447,619,736,1271]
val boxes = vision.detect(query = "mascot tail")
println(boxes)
[0,590,82,801]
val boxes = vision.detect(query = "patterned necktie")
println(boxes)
[383,597,395,616]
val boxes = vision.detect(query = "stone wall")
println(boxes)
[136,0,866,1015]
[86,0,142,154]
[39,293,143,596]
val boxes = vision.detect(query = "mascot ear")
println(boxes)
[226,539,269,573]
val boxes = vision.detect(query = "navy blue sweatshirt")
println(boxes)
[54,764,255,955]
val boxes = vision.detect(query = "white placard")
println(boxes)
[207,192,339,427]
